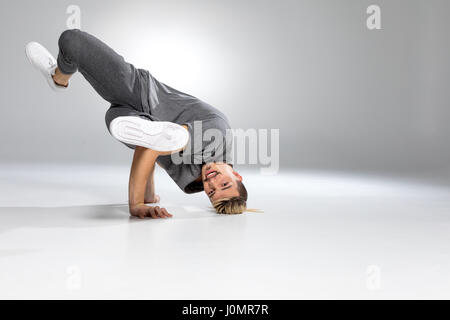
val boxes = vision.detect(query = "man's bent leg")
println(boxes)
[57,29,143,109]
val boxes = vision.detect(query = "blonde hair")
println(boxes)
[213,197,247,214]
[212,180,264,214]
[213,197,263,215]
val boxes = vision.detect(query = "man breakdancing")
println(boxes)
[25,29,247,218]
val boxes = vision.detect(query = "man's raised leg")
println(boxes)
[56,29,143,108]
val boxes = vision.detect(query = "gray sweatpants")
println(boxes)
[57,29,155,149]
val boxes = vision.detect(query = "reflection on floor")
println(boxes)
[0,163,450,299]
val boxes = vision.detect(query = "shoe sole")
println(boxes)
[109,116,189,153]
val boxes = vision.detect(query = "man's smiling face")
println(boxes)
[202,163,243,203]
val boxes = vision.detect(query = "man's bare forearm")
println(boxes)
[144,163,157,203]
[128,146,159,209]
[128,147,173,219]
[128,126,188,218]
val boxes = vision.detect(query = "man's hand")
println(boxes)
[129,203,173,219]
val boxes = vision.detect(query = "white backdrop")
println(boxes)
[1,0,450,176]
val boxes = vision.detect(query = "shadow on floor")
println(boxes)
[0,203,217,234]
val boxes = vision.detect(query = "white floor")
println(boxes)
[1,163,450,299]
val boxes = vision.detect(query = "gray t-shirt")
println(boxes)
[139,70,233,193]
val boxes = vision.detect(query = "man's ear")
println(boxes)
[232,171,243,181]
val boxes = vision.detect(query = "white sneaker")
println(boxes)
[109,116,190,153]
[25,41,69,92]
